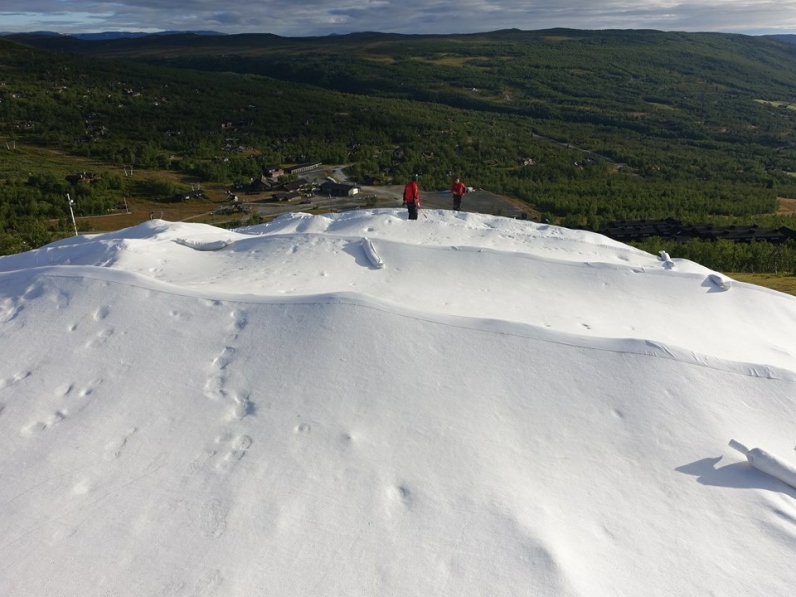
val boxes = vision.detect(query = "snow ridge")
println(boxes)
[2,263,794,381]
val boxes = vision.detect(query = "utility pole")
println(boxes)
[66,194,78,236]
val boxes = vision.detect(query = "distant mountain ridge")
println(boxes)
[765,34,796,44]
[0,30,226,40]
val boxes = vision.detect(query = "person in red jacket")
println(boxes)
[450,178,467,211]
[403,175,420,220]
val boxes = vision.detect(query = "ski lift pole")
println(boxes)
[67,194,78,236]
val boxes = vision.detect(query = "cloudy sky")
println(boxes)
[1,0,796,37]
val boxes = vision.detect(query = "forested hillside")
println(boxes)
[4,29,796,272]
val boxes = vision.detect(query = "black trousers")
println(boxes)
[453,195,463,210]
[407,202,418,220]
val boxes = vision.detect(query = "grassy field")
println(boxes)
[1,137,258,232]
[728,273,796,297]
[74,194,242,233]
[0,139,107,179]
[70,186,248,233]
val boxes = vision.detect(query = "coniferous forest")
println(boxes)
[4,29,796,274]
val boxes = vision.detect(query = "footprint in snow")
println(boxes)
[85,327,114,349]
[93,305,110,321]
[385,483,415,515]
[228,392,254,420]
[0,370,31,391]
[20,410,66,436]
[72,478,94,495]
[200,498,229,539]
[77,379,103,398]
[103,427,138,460]
[204,374,225,401]
[216,434,253,472]
[212,346,235,370]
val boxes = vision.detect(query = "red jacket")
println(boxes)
[403,180,419,204]
[451,181,467,197]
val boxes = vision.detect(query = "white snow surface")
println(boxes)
[1,208,795,596]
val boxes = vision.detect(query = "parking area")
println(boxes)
[246,187,533,221]
[245,166,536,222]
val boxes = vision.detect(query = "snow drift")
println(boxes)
[1,209,795,596]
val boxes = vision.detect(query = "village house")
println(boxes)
[284,162,322,175]
[263,167,285,179]
[319,181,360,197]
[280,178,309,192]
[247,175,272,195]
[273,191,302,202]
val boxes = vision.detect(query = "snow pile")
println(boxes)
[729,440,796,490]
[1,208,795,596]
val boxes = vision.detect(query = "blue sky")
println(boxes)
[1,1,795,37]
